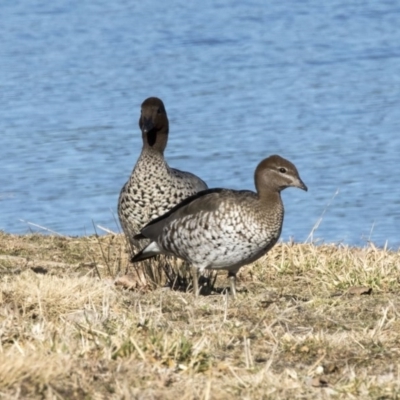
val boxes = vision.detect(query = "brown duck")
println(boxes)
[118,97,207,250]
[131,155,307,296]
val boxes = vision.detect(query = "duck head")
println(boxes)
[255,155,308,196]
[139,97,169,153]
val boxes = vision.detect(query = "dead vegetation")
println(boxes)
[0,231,399,399]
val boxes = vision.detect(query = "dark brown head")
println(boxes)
[254,155,307,196]
[139,97,169,152]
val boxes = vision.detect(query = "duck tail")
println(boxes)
[130,241,162,263]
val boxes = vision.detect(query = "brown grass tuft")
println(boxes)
[0,232,400,398]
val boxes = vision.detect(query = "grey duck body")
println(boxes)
[118,97,207,249]
[132,155,307,296]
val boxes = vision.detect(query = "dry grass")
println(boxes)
[0,231,400,399]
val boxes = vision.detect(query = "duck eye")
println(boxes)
[157,108,162,114]
[279,167,287,173]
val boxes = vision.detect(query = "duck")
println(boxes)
[131,155,307,297]
[118,97,208,250]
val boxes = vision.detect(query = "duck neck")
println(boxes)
[137,144,166,165]
[142,128,168,154]
[258,189,282,207]
[132,146,168,180]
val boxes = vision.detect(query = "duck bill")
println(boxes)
[296,178,308,191]
[141,117,154,134]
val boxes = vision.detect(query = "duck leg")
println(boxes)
[191,266,199,297]
[228,272,237,298]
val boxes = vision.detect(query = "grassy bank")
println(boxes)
[0,231,399,399]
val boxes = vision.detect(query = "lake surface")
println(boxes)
[1,0,400,248]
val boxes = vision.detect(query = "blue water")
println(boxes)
[1,0,400,248]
